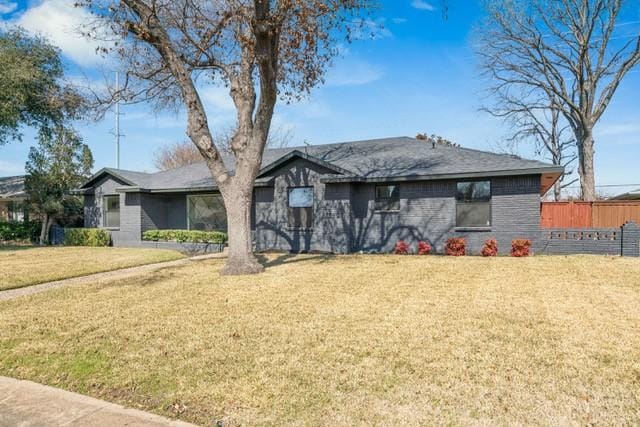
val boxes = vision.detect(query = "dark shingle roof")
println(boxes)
[82,137,562,192]
[0,176,26,199]
[610,188,640,200]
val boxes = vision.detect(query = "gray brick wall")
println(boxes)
[351,175,541,255]
[254,157,351,253]
[622,222,640,257]
[538,228,622,255]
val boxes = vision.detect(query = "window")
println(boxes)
[456,181,491,228]
[103,195,120,228]
[8,201,25,222]
[375,185,400,211]
[187,194,227,231]
[288,187,314,229]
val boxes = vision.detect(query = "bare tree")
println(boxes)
[153,125,293,171]
[488,90,578,200]
[80,0,372,274]
[478,0,640,201]
[152,141,202,171]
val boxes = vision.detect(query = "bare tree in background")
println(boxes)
[478,0,640,201]
[497,97,578,200]
[153,125,293,171]
[80,0,373,274]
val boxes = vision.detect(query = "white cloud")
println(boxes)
[0,160,24,176]
[0,1,17,14]
[325,60,384,87]
[9,0,107,66]
[392,17,408,24]
[199,85,236,112]
[411,0,436,11]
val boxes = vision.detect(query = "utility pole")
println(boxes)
[115,71,121,169]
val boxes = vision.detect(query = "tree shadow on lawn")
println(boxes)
[256,252,333,268]
[0,244,37,252]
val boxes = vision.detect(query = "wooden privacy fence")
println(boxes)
[541,201,640,228]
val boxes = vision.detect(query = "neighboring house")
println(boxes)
[0,176,28,222]
[610,188,640,200]
[76,137,563,254]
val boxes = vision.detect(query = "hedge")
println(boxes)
[142,229,228,244]
[64,228,111,247]
[0,221,41,242]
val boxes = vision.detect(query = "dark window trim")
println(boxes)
[374,184,400,212]
[186,193,227,232]
[287,186,314,230]
[455,180,492,228]
[103,194,121,229]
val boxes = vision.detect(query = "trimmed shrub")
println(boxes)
[394,240,410,255]
[142,229,228,244]
[418,241,432,255]
[64,228,111,247]
[0,221,41,243]
[481,238,498,257]
[445,237,466,256]
[511,239,531,257]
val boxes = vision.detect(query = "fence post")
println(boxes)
[621,221,640,257]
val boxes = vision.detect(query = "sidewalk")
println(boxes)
[0,376,196,426]
[0,251,226,302]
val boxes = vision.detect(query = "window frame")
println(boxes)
[287,186,314,230]
[102,194,121,229]
[186,193,227,232]
[455,180,492,229]
[374,184,400,212]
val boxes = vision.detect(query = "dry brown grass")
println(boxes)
[0,246,185,291]
[1,254,639,425]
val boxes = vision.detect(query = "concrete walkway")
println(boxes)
[0,376,196,426]
[0,251,226,302]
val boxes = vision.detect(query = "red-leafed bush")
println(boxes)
[418,241,432,255]
[394,240,410,255]
[445,237,466,256]
[481,238,498,257]
[511,239,531,257]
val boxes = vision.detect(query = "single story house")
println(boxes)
[76,137,563,254]
[610,188,640,200]
[0,175,28,222]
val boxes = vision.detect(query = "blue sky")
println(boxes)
[1,0,639,196]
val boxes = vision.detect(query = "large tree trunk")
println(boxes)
[577,127,597,201]
[220,183,264,276]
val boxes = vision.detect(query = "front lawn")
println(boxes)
[0,246,185,291]
[1,255,639,425]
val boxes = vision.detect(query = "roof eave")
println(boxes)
[321,167,564,183]
[320,167,565,195]
[112,178,274,194]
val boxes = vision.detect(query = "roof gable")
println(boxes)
[256,150,353,179]
[80,168,143,189]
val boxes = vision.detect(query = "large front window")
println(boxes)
[288,187,314,229]
[456,181,491,228]
[187,194,227,231]
[103,195,120,228]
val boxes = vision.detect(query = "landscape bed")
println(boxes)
[0,254,639,425]
[0,246,185,291]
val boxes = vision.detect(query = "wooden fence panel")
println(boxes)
[593,201,640,228]
[541,202,592,228]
